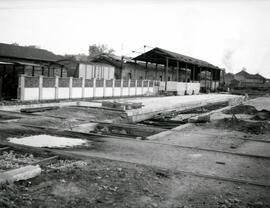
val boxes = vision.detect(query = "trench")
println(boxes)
[91,101,230,139]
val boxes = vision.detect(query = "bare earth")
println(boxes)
[0,96,270,208]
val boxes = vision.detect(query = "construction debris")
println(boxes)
[0,165,41,185]
[20,106,60,113]
[102,101,143,111]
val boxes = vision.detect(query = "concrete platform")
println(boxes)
[104,94,244,122]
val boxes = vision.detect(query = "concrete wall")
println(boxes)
[78,63,115,80]
[19,75,158,101]
[159,81,200,95]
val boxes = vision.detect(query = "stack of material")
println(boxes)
[20,106,59,113]
[102,101,143,111]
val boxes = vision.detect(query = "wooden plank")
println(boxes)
[20,106,60,113]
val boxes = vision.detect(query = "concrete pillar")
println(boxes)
[82,77,85,98]
[93,78,96,98]
[135,80,137,96]
[120,79,123,97]
[147,80,150,93]
[69,77,73,99]
[128,79,131,96]
[55,76,59,100]
[112,79,115,97]
[39,76,43,101]
[19,74,25,101]
[103,79,106,97]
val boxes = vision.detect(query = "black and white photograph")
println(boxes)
[0,0,270,207]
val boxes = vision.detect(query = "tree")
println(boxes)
[88,44,115,57]
[26,45,40,49]
[11,42,20,46]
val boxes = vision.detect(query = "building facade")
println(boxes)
[0,43,66,100]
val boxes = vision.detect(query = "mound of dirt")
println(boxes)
[214,118,270,135]
[253,110,270,121]
[223,105,258,115]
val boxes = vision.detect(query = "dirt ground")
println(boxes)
[1,157,270,208]
[1,96,270,208]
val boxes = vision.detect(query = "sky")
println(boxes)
[0,0,270,77]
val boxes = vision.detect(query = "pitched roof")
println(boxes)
[235,70,266,80]
[133,47,219,69]
[0,43,60,62]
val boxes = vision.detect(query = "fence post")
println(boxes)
[82,77,85,98]
[103,79,106,97]
[55,76,59,100]
[128,79,131,96]
[93,78,96,98]
[39,75,43,101]
[120,79,123,97]
[19,74,25,101]
[135,80,137,96]
[112,79,115,97]
[69,77,73,99]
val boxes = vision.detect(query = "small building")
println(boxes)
[224,72,234,86]
[234,70,266,87]
[57,58,115,80]
[0,43,66,100]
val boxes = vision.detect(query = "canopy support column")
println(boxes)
[214,69,217,91]
[210,68,213,92]
[193,65,195,82]
[185,63,187,83]
[165,58,169,91]
[199,67,202,82]
[145,62,148,79]
[155,63,158,81]
[205,68,207,92]
[176,61,179,82]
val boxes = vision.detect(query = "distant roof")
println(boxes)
[133,47,219,69]
[0,43,60,62]
[235,70,266,80]
[90,53,123,68]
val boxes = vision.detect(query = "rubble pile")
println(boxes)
[0,151,39,171]
[46,160,87,171]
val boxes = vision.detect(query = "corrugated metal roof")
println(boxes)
[133,47,219,69]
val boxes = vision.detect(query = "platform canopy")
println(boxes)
[133,47,219,69]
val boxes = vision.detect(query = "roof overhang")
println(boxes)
[133,47,220,70]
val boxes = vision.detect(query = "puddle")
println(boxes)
[8,134,88,148]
